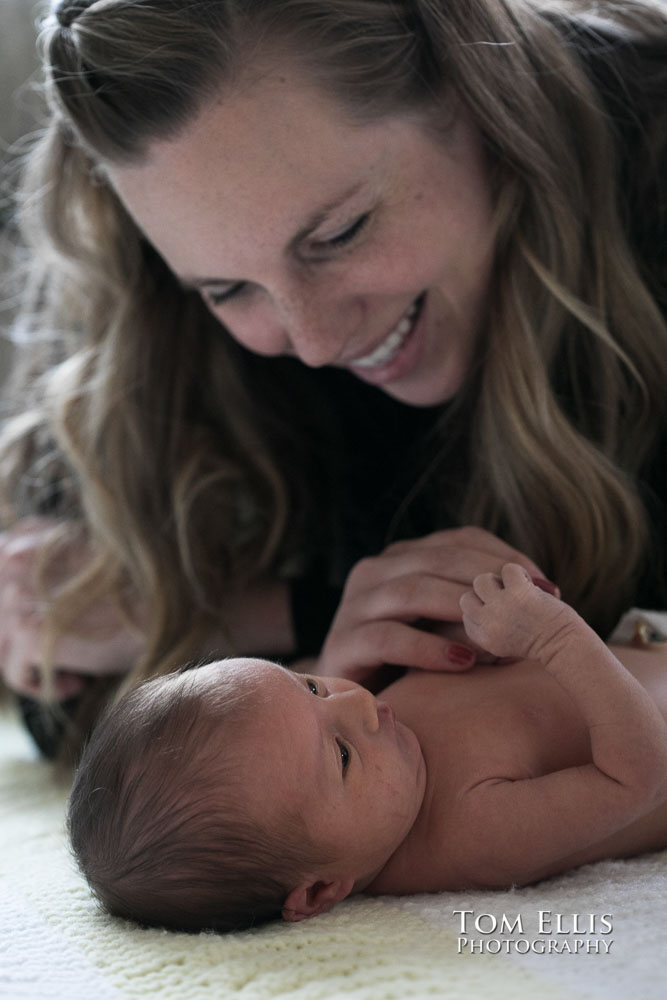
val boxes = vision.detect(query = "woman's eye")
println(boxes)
[320,213,370,250]
[207,282,246,306]
[338,741,350,772]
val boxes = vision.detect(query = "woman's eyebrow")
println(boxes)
[179,181,367,288]
[179,275,233,292]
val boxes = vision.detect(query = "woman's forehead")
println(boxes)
[106,71,410,275]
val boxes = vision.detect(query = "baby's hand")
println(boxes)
[460,563,574,661]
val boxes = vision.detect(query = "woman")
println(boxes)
[1,0,665,760]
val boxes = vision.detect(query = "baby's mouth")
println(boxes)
[349,294,426,370]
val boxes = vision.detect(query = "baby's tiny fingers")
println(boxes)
[471,571,504,602]
[501,563,533,587]
[459,589,483,619]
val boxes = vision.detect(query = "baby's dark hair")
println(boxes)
[67,663,329,932]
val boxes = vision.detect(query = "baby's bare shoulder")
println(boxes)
[384,662,566,769]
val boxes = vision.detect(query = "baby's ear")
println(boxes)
[282,878,354,922]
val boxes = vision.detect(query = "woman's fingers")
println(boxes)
[320,619,477,678]
[2,633,40,697]
[335,548,553,633]
[52,670,88,700]
[351,547,549,597]
[0,573,46,696]
[384,527,548,582]
[0,517,139,698]
[338,571,471,625]
[317,527,556,684]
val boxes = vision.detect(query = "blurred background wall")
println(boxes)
[1,0,44,388]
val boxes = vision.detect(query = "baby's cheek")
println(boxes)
[368,758,396,795]
[378,766,411,808]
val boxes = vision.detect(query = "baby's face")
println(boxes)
[193,659,426,889]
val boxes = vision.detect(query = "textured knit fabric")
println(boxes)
[2,694,667,1000]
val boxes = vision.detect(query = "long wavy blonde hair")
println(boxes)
[1,0,666,725]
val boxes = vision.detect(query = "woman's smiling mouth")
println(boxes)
[347,293,426,382]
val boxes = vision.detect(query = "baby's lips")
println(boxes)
[532,577,561,599]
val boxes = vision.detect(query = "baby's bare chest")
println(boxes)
[372,665,592,894]
[384,662,592,780]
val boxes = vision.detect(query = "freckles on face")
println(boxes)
[302,682,427,875]
[108,68,495,405]
[197,663,425,879]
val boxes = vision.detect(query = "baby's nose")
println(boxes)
[342,686,380,734]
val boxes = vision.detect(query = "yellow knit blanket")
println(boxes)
[2,613,666,1000]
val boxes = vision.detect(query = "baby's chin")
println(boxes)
[403,719,424,757]
[396,719,428,794]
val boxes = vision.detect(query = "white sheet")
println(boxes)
[1,610,665,999]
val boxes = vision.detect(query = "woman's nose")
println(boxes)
[284,310,344,368]
[235,283,358,367]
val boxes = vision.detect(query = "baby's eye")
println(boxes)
[338,741,350,772]
[307,679,319,695]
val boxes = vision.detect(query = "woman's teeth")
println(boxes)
[351,299,420,370]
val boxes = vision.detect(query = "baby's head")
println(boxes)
[68,659,425,932]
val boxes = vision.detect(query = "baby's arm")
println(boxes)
[455,564,667,886]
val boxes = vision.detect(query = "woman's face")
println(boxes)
[110,70,496,406]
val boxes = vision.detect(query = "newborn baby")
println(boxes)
[68,565,667,932]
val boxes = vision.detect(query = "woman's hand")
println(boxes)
[0,519,298,702]
[0,517,141,701]
[316,527,555,686]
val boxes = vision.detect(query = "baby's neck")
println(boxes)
[352,833,418,895]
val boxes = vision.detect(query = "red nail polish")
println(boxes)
[448,644,476,667]
[532,577,559,596]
